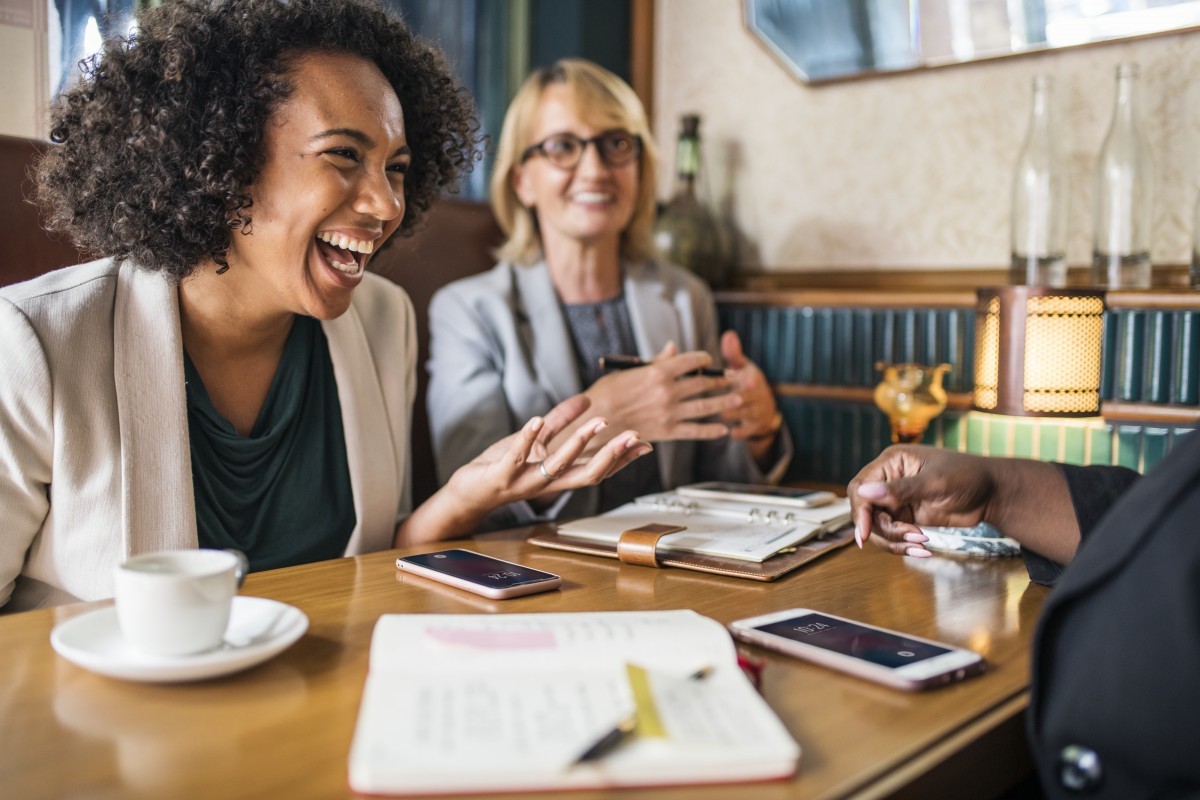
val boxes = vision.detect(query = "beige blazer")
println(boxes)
[0,259,415,612]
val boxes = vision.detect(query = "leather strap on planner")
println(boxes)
[616,523,686,568]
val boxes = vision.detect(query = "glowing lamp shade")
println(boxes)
[973,287,1106,417]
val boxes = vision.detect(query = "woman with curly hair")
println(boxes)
[0,0,649,612]
[426,60,789,530]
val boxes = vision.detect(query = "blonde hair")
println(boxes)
[491,58,659,266]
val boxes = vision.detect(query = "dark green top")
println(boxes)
[184,315,356,571]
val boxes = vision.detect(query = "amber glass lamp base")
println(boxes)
[873,362,951,445]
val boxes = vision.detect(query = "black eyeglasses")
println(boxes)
[520,130,643,170]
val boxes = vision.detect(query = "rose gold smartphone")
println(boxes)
[729,608,985,691]
[396,549,562,599]
[677,482,837,508]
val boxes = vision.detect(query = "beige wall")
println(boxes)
[653,0,1200,273]
[0,24,37,138]
[0,0,44,140]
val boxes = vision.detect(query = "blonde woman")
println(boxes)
[427,59,790,529]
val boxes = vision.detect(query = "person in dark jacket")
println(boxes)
[847,436,1200,799]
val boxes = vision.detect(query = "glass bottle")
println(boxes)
[1091,63,1154,288]
[653,114,728,288]
[1010,75,1067,287]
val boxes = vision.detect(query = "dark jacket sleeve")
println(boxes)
[1021,463,1141,586]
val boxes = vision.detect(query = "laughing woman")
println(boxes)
[0,0,647,612]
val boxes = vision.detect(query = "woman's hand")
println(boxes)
[397,395,650,546]
[718,331,782,462]
[578,341,742,444]
[455,394,650,510]
[847,446,997,558]
[847,444,1080,563]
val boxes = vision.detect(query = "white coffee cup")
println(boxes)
[115,549,248,657]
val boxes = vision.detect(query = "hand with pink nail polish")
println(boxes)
[396,394,650,547]
[845,445,1080,563]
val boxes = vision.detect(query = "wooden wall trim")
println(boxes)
[719,270,1200,310]
[716,289,978,309]
[629,0,654,122]
[718,285,1200,311]
[731,268,1009,292]
[727,264,1196,294]
[1100,402,1200,424]
[774,384,975,410]
[770,385,1200,424]
[1104,291,1200,310]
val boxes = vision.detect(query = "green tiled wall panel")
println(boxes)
[718,303,1198,406]
[718,301,1195,482]
[779,398,891,485]
[1144,312,1173,403]
[852,310,875,386]
[1115,426,1142,470]
[1011,421,1035,458]
[718,306,977,393]
[815,309,835,385]
[1174,311,1199,405]
[778,401,1189,485]
[1099,312,1118,400]
[1114,310,1145,402]
[797,309,815,383]
[1088,425,1113,467]
[942,414,966,451]
[957,412,1189,472]
[1101,308,1200,405]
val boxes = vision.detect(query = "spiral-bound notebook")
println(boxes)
[529,489,855,582]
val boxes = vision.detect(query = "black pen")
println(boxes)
[570,665,712,768]
[599,354,724,378]
[570,714,637,766]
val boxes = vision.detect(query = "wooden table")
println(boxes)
[0,527,1047,799]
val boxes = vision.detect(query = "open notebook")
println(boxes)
[348,610,799,795]
[555,489,853,562]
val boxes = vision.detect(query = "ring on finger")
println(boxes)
[538,460,558,480]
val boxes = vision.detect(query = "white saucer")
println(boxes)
[50,596,308,683]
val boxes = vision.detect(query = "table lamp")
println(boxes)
[973,286,1106,417]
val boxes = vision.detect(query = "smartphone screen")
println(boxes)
[732,608,984,690]
[695,483,827,501]
[677,482,837,508]
[397,549,562,600]
[751,612,951,668]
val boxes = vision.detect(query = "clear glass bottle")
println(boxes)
[653,114,728,288]
[1091,63,1154,288]
[1010,75,1067,287]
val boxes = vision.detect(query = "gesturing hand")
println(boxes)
[718,331,781,444]
[448,394,651,515]
[579,341,742,445]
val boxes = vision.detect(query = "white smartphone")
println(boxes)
[396,549,562,600]
[729,608,986,691]
[676,482,837,509]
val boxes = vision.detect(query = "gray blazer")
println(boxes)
[426,259,790,528]
[0,259,416,611]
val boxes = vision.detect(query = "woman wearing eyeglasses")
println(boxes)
[426,59,790,529]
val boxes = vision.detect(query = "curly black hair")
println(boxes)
[35,0,479,281]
